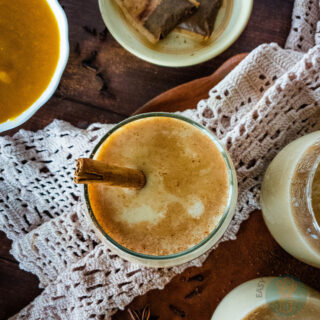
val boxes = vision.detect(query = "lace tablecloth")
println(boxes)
[0,0,320,319]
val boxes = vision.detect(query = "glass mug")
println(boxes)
[261,131,320,268]
[83,113,238,267]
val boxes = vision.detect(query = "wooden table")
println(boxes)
[3,0,320,319]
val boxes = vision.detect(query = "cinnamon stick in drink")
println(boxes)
[74,158,146,189]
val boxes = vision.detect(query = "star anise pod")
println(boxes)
[128,305,150,320]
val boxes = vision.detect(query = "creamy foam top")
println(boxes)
[88,117,229,256]
[243,301,320,320]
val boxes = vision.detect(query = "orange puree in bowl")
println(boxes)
[0,0,60,123]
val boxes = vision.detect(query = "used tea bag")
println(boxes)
[114,0,199,43]
[178,0,222,39]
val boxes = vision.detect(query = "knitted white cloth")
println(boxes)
[1,1,320,319]
[286,0,320,51]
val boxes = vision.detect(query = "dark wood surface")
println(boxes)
[2,0,317,319]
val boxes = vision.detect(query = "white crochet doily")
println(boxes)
[0,1,320,319]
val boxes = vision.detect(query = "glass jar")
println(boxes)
[83,112,238,267]
[261,131,320,268]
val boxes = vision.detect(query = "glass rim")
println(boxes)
[306,150,320,233]
[84,112,237,260]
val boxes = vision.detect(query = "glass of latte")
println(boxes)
[83,113,237,267]
[261,132,320,268]
[211,277,320,320]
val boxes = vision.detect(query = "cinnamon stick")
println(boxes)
[74,158,146,189]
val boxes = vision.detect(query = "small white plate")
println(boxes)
[98,0,253,67]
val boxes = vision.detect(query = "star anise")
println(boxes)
[128,305,150,320]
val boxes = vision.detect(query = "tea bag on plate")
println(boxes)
[178,0,222,39]
[114,0,199,43]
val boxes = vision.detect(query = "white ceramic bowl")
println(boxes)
[0,0,69,133]
[98,0,253,67]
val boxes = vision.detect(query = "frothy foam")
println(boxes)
[187,198,205,218]
[88,117,229,255]
[121,204,164,225]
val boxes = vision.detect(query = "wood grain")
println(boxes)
[0,0,301,319]
[133,53,248,114]
[0,232,43,318]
